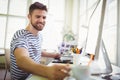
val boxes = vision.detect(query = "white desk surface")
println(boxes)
[27,64,120,80]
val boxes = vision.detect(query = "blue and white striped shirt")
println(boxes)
[10,29,42,80]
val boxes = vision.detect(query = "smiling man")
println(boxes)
[10,2,70,80]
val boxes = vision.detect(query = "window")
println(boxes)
[0,0,8,14]
[0,0,27,49]
[6,17,26,48]
[102,0,117,64]
[0,16,6,48]
[9,0,27,16]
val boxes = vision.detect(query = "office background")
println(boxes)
[0,0,120,67]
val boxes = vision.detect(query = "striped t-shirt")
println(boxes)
[10,29,42,80]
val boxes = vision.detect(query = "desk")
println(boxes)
[27,75,47,80]
[90,65,120,80]
[27,64,120,80]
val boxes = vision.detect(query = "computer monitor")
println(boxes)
[90,40,112,74]
[84,0,112,74]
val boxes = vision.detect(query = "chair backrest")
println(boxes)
[5,49,10,71]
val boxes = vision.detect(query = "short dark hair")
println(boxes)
[29,2,48,15]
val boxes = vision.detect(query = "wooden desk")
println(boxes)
[27,64,120,80]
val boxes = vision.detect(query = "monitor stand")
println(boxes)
[90,40,112,74]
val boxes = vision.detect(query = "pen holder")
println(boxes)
[72,54,81,65]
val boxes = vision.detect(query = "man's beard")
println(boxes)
[31,21,45,31]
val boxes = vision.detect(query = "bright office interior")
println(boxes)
[0,0,120,68]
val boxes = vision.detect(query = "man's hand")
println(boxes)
[46,64,71,80]
[41,51,61,59]
[53,53,61,59]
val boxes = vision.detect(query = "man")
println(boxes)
[10,2,70,80]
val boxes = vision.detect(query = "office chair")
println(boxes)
[4,49,10,80]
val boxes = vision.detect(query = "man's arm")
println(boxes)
[14,47,48,77]
[14,47,70,80]
[41,51,61,59]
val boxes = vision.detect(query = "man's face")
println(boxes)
[29,9,47,31]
